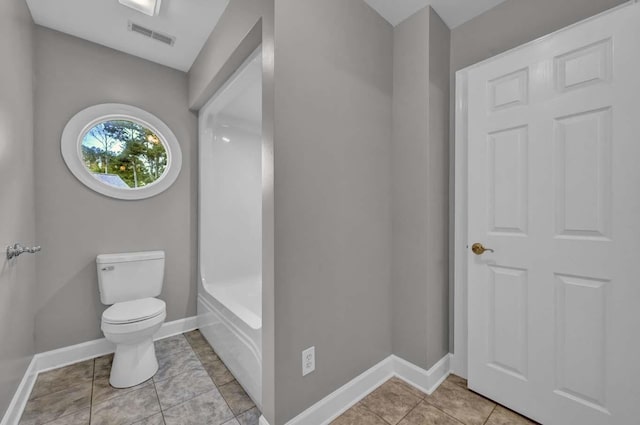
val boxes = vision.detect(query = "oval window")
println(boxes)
[62,104,182,200]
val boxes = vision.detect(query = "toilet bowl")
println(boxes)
[101,297,166,388]
[97,251,166,388]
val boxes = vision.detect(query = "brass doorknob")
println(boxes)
[471,243,494,255]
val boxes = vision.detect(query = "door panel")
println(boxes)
[554,108,611,240]
[488,126,528,235]
[465,4,640,424]
[487,265,528,381]
[554,273,610,413]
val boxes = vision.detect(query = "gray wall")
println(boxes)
[390,7,431,368]
[425,8,451,367]
[192,2,451,422]
[0,0,36,417]
[451,0,627,73]
[273,1,393,422]
[34,27,198,352]
[188,0,265,109]
[390,6,450,370]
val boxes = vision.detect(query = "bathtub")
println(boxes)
[197,48,263,409]
[197,277,262,408]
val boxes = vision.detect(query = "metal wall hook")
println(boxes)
[6,243,41,260]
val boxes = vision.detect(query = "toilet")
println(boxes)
[97,251,167,388]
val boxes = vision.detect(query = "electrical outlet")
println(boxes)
[302,346,315,376]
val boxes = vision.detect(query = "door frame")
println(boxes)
[451,0,636,379]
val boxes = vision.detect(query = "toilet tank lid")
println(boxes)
[96,250,165,264]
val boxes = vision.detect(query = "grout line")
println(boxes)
[89,358,95,424]
[421,399,467,425]
[482,405,497,425]
[21,361,96,425]
[187,330,257,422]
[393,401,421,425]
[157,333,235,418]
[385,380,433,425]
[357,402,394,425]
[150,375,167,424]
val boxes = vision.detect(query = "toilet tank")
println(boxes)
[96,251,165,305]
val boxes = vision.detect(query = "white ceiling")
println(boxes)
[25,0,507,73]
[25,0,229,72]
[364,0,508,28]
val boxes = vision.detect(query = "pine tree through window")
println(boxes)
[81,120,168,189]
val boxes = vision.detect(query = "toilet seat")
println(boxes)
[103,297,166,325]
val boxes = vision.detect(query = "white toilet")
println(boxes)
[97,251,167,388]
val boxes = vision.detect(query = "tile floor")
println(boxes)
[19,330,536,425]
[19,330,260,425]
[332,375,538,425]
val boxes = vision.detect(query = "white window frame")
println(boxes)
[61,103,182,200]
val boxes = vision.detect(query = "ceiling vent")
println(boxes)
[128,22,175,46]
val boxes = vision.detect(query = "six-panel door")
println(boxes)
[466,4,640,424]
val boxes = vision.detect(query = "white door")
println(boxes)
[465,4,640,424]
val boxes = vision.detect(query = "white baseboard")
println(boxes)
[35,338,115,374]
[0,358,38,425]
[285,357,396,425]
[36,316,198,373]
[155,316,199,340]
[284,353,452,425]
[391,354,451,395]
[259,416,271,425]
[1,316,198,425]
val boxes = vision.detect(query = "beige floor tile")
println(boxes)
[30,360,94,400]
[90,385,161,425]
[155,347,203,381]
[361,378,423,424]
[192,341,220,363]
[236,407,261,425]
[162,389,234,425]
[485,405,537,425]
[92,352,155,404]
[219,380,256,415]
[20,382,92,425]
[93,354,113,377]
[387,377,427,400]
[445,374,467,389]
[92,374,153,404]
[132,413,166,425]
[331,403,388,425]
[155,368,217,410]
[43,409,90,425]
[399,402,463,425]
[155,335,192,360]
[425,381,495,425]
[183,330,212,354]
[203,358,235,386]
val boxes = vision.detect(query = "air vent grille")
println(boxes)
[128,22,175,46]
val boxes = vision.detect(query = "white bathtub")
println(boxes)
[197,277,262,408]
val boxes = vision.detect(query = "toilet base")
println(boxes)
[110,337,159,388]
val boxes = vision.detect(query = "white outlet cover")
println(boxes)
[302,346,315,376]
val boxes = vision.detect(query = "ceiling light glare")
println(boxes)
[118,0,162,17]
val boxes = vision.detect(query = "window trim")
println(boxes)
[61,104,182,200]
